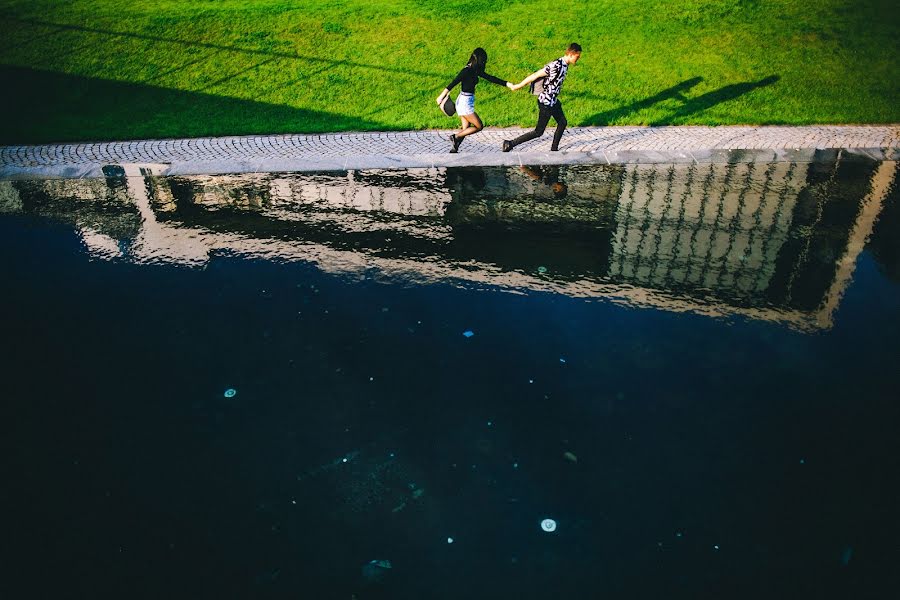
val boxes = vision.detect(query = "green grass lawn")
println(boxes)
[0,0,897,143]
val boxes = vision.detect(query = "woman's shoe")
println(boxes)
[502,140,513,152]
[449,134,459,153]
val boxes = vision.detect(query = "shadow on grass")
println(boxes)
[0,65,386,145]
[8,17,447,79]
[582,75,780,126]
[581,77,704,126]
[656,75,781,123]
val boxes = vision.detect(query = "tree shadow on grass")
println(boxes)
[582,75,780,126]
[0,65,386,145]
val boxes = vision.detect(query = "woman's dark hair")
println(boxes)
[467,48,488,73]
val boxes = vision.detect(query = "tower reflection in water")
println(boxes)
[1,155,896,331]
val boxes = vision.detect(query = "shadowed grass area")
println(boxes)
[0,66,384,144]
[0,0,897,143]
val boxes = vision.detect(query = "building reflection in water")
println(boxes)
[0,156,896,331]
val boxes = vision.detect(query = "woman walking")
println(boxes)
[436,48,515,153]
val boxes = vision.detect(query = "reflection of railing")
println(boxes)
[2,158,895,331]
[598,159,900,328]
[177,169,452,217]
[609,162,807,302]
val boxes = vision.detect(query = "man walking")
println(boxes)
[504,43,582,152]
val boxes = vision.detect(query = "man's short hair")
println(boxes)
[567,43,582,54]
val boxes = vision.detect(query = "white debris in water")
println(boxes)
[447,537,454,544]
[541,519,557,533]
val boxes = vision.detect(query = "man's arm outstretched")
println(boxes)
[511,68,547,91]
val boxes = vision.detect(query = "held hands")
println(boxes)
[507,81,525,92]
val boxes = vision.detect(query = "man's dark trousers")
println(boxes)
[508,100,567,150]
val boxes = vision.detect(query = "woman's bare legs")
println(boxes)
[456,113,484,138]
[450,113,484,152]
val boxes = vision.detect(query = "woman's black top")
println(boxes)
[446,66,508,94]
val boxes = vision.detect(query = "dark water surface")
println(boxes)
[2,158,899,599]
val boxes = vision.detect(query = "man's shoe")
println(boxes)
[502,140,513,152]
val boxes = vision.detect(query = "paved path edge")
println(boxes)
[2,126,898,180]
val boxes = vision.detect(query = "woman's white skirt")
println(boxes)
[455,92,475,116]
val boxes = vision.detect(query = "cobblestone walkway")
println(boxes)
[2,125,898,179]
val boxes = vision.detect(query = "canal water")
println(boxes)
[1,157,898,599]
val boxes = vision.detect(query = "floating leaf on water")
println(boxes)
[463,330,474,338]
[563,451,578,463]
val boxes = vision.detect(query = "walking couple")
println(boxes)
[435,43,582,153]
